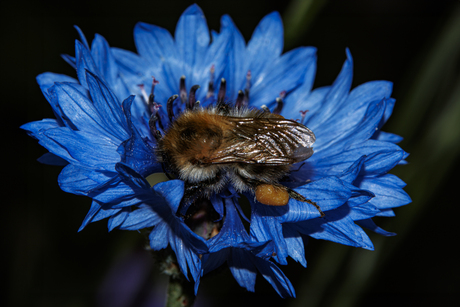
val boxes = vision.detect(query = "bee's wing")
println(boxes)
[209,117,316,165]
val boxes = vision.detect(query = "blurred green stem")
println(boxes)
[283,0,328,49]
[166,274,195,307]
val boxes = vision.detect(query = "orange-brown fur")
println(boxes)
[156,104,316,204]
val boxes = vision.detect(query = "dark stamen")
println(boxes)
[207,64,215,98]
[235,90,244,109]
[273,97,284,115]
[167,94,178,122]
[243,70,251,107]
[217,78,226,103]
[261,105,270,113]
[187,85,200,110]
[148,77,160,110]
[149,114,162,142]
[151,103,164,131]
[180,75,187,103]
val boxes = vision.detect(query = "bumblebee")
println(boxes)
[151,101,323,217]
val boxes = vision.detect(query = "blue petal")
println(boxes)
[314,99,386,155]
[74,25,90,50]
[61,54,76,69]
[85,71,129,139]
[53,82,117,138]
[119,204,161,230]
[174,4,210,83]
[207,197,249,252]
[219,15,246,99]
[357,174,411,209]
[245,12,284,80]
[250,47,317,108]
[134,21,177,80]
[91,34,119,88]
[250,206,288,264]
[58,164,112,195]
[79,200,122,231]
[43,127,121,171]
[280,176,353,223]
[310,140,406,179]
[75,40,102,88]
[372,131,403,143]
[21,119,61,138]
[111,47,148,86]
[118,96,161,176]
[306,213,374,250]
[283,225,307,267]
[307,49,353,130]
[37,152,68,166]
[356,219,396,236]
[37,72,78,93]
[108,208,130,231]
[228,249,258,292]
[152,180,185,214]
[253,256,296,298]
[36,73,78,126]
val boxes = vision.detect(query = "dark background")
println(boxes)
[3,0,459,306]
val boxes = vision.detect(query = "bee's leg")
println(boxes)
[286,188,324,217]
[237,175,325,217]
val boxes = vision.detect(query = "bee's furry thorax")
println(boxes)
[156,104,315,197]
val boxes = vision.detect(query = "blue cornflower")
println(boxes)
[22,4,410,298]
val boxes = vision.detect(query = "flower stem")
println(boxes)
[165,274,195,307]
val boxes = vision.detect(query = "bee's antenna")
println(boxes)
[187,85,200,110]
[217,78,226,103]
[167,94,178,122]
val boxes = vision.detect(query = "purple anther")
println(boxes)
[217,78,226,103]
[207,64,215,98]
[180,75,187,103]
[187,85,200,110]
[235,90,244,109]
[279,90,286,99]
[167,94,178,122]
[273,97,284,115]
[138,84,149,104]
[245,70,252,91]
[300,110,309,124]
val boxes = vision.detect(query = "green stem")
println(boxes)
[165,274,195,307]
